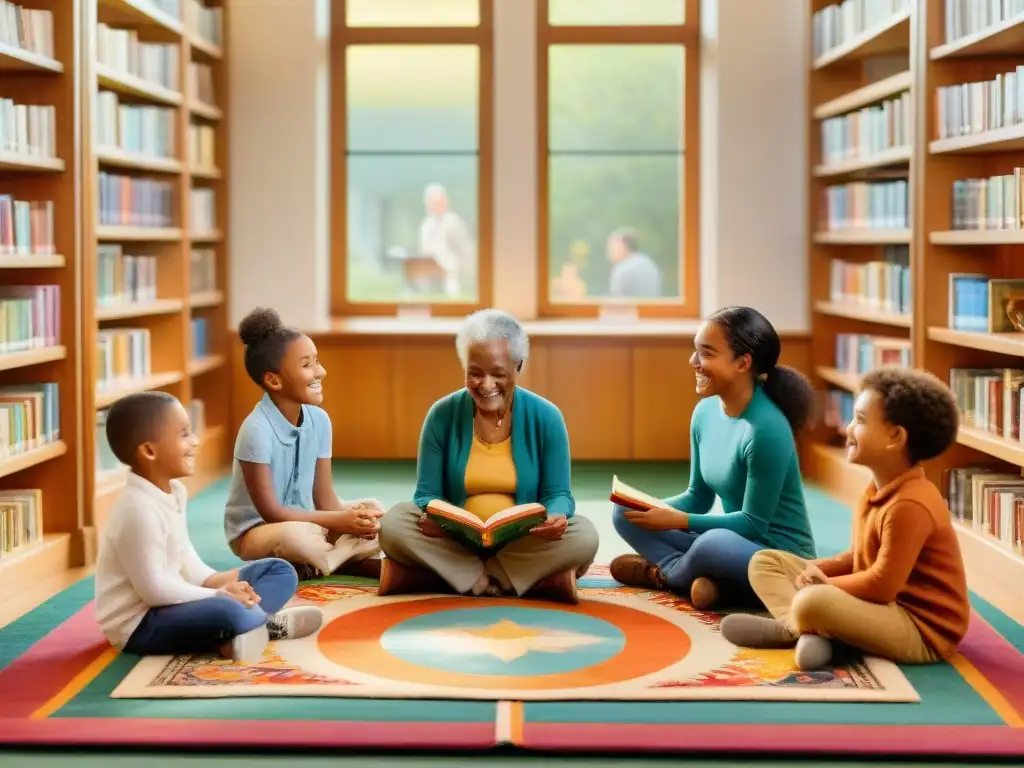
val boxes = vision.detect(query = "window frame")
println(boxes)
[329,0,494,317]
[536,0,701,319]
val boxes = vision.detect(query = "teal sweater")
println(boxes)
[413,387,576,518]
[666,388,816,558]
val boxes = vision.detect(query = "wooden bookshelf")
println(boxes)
[0,1,83,597]
[82,0,230,539]
[806,0,1024,569]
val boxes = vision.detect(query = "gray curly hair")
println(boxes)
[455,309,529,371]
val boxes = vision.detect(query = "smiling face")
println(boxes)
[465,339,519,414]
[266,334,326,406]
[845,388,904,467]
[689,320,751,399]
[140,400,199,479]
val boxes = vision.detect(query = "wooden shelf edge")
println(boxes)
[0,441,68,480]
[930,12,1024,59]
[814,300,913,328]
[0,345,67,372]
[189,101,222,120]
[956,425,1024,465]
[953,520,1024,568]
[96,225,182,242]
[813,70,912,120]
[95,371,186,409]
[814,229,911,244]
[926,326,1024,357]
[812,9,911,69]
[0,153,65,172]
[930,123,1024,155]
[96,147,182,173]
[96,64,183,105]
[188,354,225,376]
[930,229,1024,245]
[813,146,912,177]
[101,0,185,36]
[0,534,73,593]
[189,290,223,308]
[0,43,63,73]
[0,254,66,268]
[96,298,185,321]
[188,35,223,59]
[816,366,861,392]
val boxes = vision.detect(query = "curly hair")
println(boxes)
[238,307,302,389]
[860,367,960,464]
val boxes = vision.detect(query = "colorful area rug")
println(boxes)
[109,575,917,703]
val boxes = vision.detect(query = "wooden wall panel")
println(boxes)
[319,343,395,458]
[391,341,467,458]
[631,342,699,460]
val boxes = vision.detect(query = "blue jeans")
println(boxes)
[612,505,765,606]
[124,558,298,656]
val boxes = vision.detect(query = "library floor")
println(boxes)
[1,461,1022,767]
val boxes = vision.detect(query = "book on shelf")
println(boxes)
[189,124,215,168]
[835,333,912,375]
[97,246,158,307]
[0,3,54,59]
[96,328,152,391]
[96,24,179,90]
[0,382,60,457]
[190,247,216,293]
[936,69,1024,141]
[943,0,1024,45]
[185,0,223,46]
[944,467,1023,555]
[829,246,911,315]
[811,0,911,59]
[820,93,912,165]
[948,274,1024,333]
[98,173,174,228]
[94,408,123,475]
[189,62,216,105]
[424,499,547,549]
[824,389,854,432]
[0,99,56,159]
[190,188,216,233]
[96,92,176,159]
[0,196,54,256]
[950,367,1024,441]
[822,180,909,231]
[609,475,667,512]
[952,171,1024,231]
[0,285,60,352]
[0,489,43,559]
[191,317,207,358]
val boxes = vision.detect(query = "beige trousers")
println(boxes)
[379,501,599,595]
[232,521,380,576]
[749,549,939,664]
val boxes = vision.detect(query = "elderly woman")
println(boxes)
[377,309,599,604]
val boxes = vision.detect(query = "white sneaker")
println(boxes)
[228,624,269,664]
[266,606,323,641]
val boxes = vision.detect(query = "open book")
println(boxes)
[425,499,547,548]
[609,475,667,512]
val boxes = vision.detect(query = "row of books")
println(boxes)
[96,23,179,91]
[811,0,910,59]
[191,317,208,358]
[0,196,54,257]
[943,0,1024,45]
[191,188,216,233]
[189,62,216,106]
[0,382,60,458]
[98,172,174,228]
[185,0,222,46]
[947,274,1024,333]
[0,489,43,560]
[189,123,215,168]
[951,172,1024,231]
[821,180,909,231]
[0,100,56,159]
[950,367,1024,441]
[946,467,1023,554]
[96,92,176,159]
[935,68,1024,141]
[0,285,60,354]
[191,248,216,294]
[834,333,911,375]
[828,247,912,317]
[820,93,912,166]
[96,328,151,392]
[823,388,854,433]
[0,1,53,60]
[97,246,158,308]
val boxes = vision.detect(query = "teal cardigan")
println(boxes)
[412,387,576,518]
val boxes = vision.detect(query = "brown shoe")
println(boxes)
[610,555,667,589]
[377,558,451,596]
[690,576,720,609]
[336,557,382,580]
[524,570,579,604]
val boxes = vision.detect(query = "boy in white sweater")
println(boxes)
[94,391,322,662]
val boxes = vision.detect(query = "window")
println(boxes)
[330,0,492,315]
[538,0,700,317]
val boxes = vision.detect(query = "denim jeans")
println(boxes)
[124,558,298,656]
[612,504,765,606]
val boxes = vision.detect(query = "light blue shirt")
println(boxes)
[223,392,333,543]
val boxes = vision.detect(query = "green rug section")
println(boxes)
[0,460,1019,727]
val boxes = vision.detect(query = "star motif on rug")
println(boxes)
[423,618,602,662]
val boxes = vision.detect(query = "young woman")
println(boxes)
[223,307,384,580]
[611,306,817,609]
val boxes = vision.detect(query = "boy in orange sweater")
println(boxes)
[720,368,971,670]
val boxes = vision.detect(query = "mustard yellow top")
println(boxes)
[462,434,517,521]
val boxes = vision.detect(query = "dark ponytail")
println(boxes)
[709,306,815,433]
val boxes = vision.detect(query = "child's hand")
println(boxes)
[219,580,260,607]
[321,506,383,539]
[795,564,829,589]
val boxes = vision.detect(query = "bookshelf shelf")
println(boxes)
[0,346,67,373]
[0,441,68,480]
[953,521,1024,567]
[929,13,1024,59]
[929,122,1024,155]
[926,327,1024,357]
[190,165,221,179]
[815,366,861,393]
[814,229,912,244]
[0,534,73,599]
[191,229,222,242]
[95,147,183,173]
[0,42,63,73]
[95,64,183,105]
[100,0,185,36]
[0,154,65,172]
[190,290,223,308]
[813,70,912,120]
[189,101,222,120]
[930,230,1024,245]
[956,425,1024,466]
[0,254,66,269]
[188,353,225,377]
[814,300,913,328]
[95,371,187,410]
[812,8,911,69]
[96,225,182,241]
[95,299,186,321]
[813,146,912,177]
